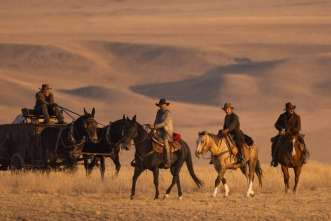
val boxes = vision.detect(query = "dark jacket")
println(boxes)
[275,112,301,135]
[34,91,55,108]
[223,112,245,141]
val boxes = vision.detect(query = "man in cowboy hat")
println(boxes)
[270,102,307,167]
[147,98,173,169]
[221,103,246,164]
[34,84,64,124]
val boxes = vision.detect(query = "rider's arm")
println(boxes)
[225,114,239,132]
[291,115,301,134]
[36,92,49,105]
[275,114,284,132]
[154,111,171,129]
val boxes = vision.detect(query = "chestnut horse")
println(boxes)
[276,133,303,193]
[196,131,263,198]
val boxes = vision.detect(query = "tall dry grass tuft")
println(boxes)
[0,161,330,196]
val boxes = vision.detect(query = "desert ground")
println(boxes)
[0,0,331,220]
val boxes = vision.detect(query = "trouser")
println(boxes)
[35,104,64,122]
[233,135,245,161]
[164,137,171,166]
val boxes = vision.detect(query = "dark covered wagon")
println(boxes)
[0,108,65,171]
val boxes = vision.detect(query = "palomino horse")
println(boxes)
[121,116,203,200]
[41,108,98,171]
[196,131,263,198]
[83,118,126,179]
[276,132,303,193]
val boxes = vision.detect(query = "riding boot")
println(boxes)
[164,142,171,169]
[270,141,278,167]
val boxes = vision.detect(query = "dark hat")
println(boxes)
[284,102,296,110]
[39,84,52,90]
[222,102,234,110]
[156,98,170,106]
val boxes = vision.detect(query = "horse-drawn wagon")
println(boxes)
[0,108,67,171]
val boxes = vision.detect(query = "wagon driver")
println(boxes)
[34,84,65,124]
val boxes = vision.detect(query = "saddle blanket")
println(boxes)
[151,132,182,154]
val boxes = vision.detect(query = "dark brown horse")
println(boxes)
[121,116,203,200]
[83,118,126,179]
[41,108,98,171]
[276,133,303,193]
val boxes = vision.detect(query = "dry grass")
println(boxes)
[1,161,330,195]
[0,161,330,220]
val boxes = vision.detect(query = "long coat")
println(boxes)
[34,91,55,108]
[154,108,173,140]
[275,112,301,135]
[223,112,245,141]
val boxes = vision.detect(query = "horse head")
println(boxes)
[82,108,98,143]
[195,131,210,158]
[121,115,138,150]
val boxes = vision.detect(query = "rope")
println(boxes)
[58,105,106,127]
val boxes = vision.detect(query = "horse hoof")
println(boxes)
[250,191,255,197]
[211,194,217,198]
[130,195,135,200]
[163,194,169,200]
[178,196,182,201]
[154,197,159,200]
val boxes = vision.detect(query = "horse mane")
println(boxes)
[207,133,221,144]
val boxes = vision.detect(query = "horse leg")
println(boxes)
[88,156,98,175]
[293,165,302,194]
[131,167,145,200]
[153,167,160,200]
[83,157,90,176]
[281,165,290,193]
[100,156,105,180]
[111,154,121,177]
[212,168,226,198]
[164,166,176,199]
[245,160,256,198]
[222,177,229,197]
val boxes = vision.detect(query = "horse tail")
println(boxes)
[183,141,204,188]
[255,159,263,189]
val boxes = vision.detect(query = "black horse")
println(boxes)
[83,118,127,179]
[41,108,98,171]
[121,116,203,200]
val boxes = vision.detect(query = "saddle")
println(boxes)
[151,131,182,154]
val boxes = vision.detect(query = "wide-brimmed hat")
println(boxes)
[156,98,170,106]
[39,84,52,90]
[284,102,296,110]
[222,103,234,110]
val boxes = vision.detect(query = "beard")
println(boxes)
[43,90,50,97]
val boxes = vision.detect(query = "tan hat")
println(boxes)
[222,103,234,110]
[39,84,52,90]
[284,102,296,110]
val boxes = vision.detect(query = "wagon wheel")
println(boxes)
[11,153,25,171]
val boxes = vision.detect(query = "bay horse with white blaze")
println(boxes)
[121,116,203,200]
[196,131,263,198]
[276,132,304,193]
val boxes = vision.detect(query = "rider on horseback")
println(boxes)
[271,102,308,167]
[147,98,173,169]
[221,103,246,164]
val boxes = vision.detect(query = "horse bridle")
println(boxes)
[122,122,150,146]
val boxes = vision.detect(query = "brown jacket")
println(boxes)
[275,112,301,135]
[34,91,55,108]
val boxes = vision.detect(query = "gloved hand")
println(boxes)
[280,129,286,135]
[147,124,155,129]
[222,129,229,134]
